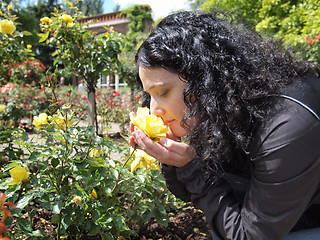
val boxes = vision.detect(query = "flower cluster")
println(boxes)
[61,14,74,28]
[4,59,46,84]
[304,34,320,64]
[40,16,53,32]
[305,34,320,46]
[33,105,75,131]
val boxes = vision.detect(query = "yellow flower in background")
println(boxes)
[61,14,73,24]
[130,149,160,173]
[0,19,16,35]
[0,104,6,113]
[91,189,97,198]
[7,5,13,10]
[33,113,49,127]
[67,22,74,28]
[27,44,32,49]
[130,107,168,141]
[40,16,52,24]
[52,109,74,131]
[89,148,104,157]
[8,166,30,185]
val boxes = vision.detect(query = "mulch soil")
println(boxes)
[9,203,211,239]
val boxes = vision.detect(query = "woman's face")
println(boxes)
[138,66,190,138]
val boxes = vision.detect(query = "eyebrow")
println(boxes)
[145,82,167,93]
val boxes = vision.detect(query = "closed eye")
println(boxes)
[159,90,168,97]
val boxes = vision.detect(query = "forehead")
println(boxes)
[138,67,184,91]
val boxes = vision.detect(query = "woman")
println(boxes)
[129,11,320,239]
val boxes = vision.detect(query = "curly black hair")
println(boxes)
[136,11,314,172]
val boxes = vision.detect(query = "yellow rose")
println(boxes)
[33,113,49,127]
[8,166,30,185]
[0,19,16,35]
[61,14,73,24]
[52,109,74,130]
[130,107,168,141]
[7,5,13,10]
[89,148,104,157]
[0,104,6,113]
[40,17,52,24]
[27,44,32,49]
[130,149,160,173]
[91,189,97,198]
[67,22,74,28]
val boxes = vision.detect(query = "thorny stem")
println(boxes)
[111,145,137,194]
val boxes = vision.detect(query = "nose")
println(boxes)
[150,96,165,116]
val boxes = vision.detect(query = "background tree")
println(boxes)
[63,0,104,16]
[39,2,122,132]
[119,4,153,102]
[193,0,320,65]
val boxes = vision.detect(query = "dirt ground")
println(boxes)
[12,203,211,239]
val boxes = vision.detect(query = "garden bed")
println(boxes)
[9,203,210,239]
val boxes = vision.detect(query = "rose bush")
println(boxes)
[0,105,181,239]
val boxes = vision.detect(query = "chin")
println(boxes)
[171,128,189,138]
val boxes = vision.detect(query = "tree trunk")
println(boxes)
[87,85,98,134]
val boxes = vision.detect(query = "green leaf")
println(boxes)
[51,158,59,168]
[23,31,33,36]
[101,232,113,240]
[29,151,41,161]
[16,192,34,209]
[16,218,33,233]
[53,200,63,214]
[38,32,49,43]
[76,184,89,197]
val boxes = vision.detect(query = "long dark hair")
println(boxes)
[136,11,313,172]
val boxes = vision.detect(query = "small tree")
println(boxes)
[119,4,153,102]
[39,2,122,132]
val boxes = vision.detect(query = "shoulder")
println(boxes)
[248,93,320,182]
[250,74,320,158]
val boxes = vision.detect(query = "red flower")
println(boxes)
[116,92,120,96]
[82,97,87,100]
[317,34,320,41]
[25,72,31,77]
[305,36,309,40]
[308,39,315,45]
[113,90,117,94]
[66,93,70,97]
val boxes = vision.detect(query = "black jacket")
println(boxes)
[161,74,320,240]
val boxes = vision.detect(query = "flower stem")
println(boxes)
[111,145,137,194]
